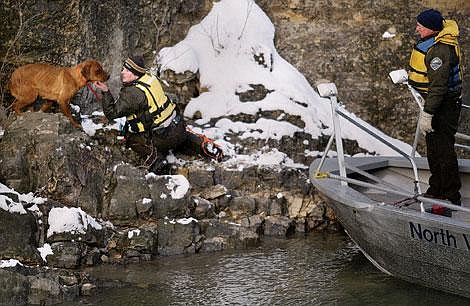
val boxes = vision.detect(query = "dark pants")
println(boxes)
[425,99,462,204]
[125,115,204,162]
[425,131,461,204]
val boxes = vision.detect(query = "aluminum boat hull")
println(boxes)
[310,156,470,298]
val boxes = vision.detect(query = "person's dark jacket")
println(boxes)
[424,42,461,114]
[424,42,461,134]
[102,83,147,120]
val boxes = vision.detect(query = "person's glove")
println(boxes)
[419,110,434,135]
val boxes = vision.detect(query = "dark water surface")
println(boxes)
[65,232,469,306]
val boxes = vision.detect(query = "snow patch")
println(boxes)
[47,207,103,238]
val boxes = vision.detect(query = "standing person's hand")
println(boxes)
[94,81,109,92]
[419,110,434,135]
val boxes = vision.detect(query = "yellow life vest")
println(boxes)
[126,74,176,133]
[408,19,462,94]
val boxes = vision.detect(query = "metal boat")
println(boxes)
[310,73,470,298]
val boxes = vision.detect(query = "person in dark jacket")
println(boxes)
[94,55,223,172]
[408,9,462,205]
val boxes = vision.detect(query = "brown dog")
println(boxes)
[9,60,109,128]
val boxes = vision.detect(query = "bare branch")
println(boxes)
[0,2,41,105]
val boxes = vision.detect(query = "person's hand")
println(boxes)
[419,110,434,135]
[94,81,109,92]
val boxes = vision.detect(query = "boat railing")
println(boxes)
[314,71,470,214]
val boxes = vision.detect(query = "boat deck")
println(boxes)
[314,156,470,221]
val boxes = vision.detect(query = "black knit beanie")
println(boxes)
[123,55,146,77]
[417,9,444,31]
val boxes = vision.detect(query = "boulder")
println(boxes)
[103,164,150,222]
[148,174,191,219]
[0,208,41,265]
[0,269,29,305]
[47,241,86,269]
[157,219,200,256]
[264,216,295,237]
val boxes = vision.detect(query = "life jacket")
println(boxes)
[126,74,176,133]
[408,19,462,95]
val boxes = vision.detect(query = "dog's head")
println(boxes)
[79,60,109,82]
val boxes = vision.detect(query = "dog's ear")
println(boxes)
[81,62,91,80]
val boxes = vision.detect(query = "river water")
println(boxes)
[65,232,469,305]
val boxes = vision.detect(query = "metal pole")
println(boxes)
[315,133,335,174]
[411,117,421,158]
[330,96,347,186]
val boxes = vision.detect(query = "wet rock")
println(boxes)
[83,248,102,266]
[126,227,158,255]
[191,196,217,219]
[81,283,96,296]
[264,216,295,237]
[268,195,287,216]
[226,195,256,219]
[236,230,260,248]
[199,219,260,249]
[28,276,62,305]
[157,219,200,256]
[0,269,29,305]
[199,236,227,253]
[0,209,41,265]
[239,214,264,235]
[48,241,86,269]
[59,274,79,286]
[295,218,306,233]
[0,265,82,305]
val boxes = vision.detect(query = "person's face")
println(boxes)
[416,22,436,39]
[121,67,138,83]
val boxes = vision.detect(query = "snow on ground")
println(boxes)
[47,206,103,238]
[164,175,190,199]
[0,182,47,215]
[38,243,54,262]
[0,259,23,268]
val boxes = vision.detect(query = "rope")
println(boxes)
[186,127,224,162]
[392,193,421,207]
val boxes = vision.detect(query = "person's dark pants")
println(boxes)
[126,132,153,157]
[125,114,213,172]
[425,99,462,205]
[425,131,461,204]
